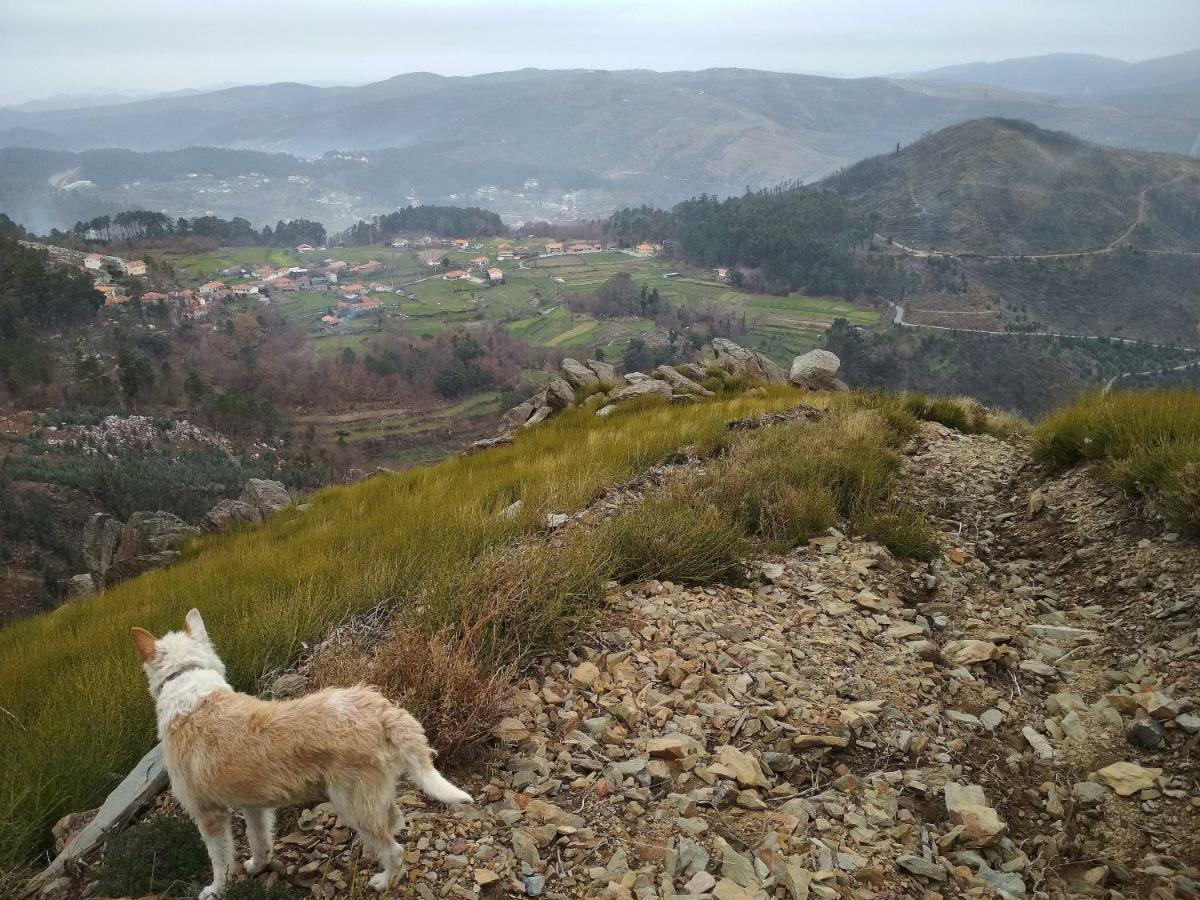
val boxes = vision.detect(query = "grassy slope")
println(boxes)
[1032,389,1200,533]
[0,387,804,867]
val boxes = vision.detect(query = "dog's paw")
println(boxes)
[198,884,221,900]
[368,871,392,892]
[245,855,272,876]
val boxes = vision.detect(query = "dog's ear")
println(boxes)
[131,627,158,663]
[184,608,210,643]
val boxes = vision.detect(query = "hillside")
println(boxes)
[911,47,1200,96]
[8,387,1200,899]
[2,68,1200,230]
[823,118,1200,256]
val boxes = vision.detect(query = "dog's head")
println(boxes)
[131,609,227,698]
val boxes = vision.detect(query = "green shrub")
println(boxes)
[603,490,748,585]
[701,406,903,551]
[1032,390,1200,534]
[866,509,941,561]
[98,816,207,898]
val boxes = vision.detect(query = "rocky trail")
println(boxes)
[55,421,1198,899]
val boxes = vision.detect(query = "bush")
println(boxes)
[701,406,904,551]
[866,509,941,561]
[603,490,749,585]
[311,630,511,765]
[1032,390,1200,533]
[98,816,207,898]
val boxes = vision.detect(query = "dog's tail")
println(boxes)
[382,706,473,806]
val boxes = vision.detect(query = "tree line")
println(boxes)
[603,185,895,298]
[342,206,508,244]
[64,212,327,247]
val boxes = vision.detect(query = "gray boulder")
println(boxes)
[560,358,599,390]
[586,359,618,384]
[205,499,263,532]
[117,511,200,560]
[624,371,651,384]
[605,378,673,406]
[499,398,537,432]
[67,574,97,598]
[678,362,710,382]
[704,338,787,383]
[544,377,576,410]
[654,365,714,397]
[524,405,554,427]
[81,513,121,582]
[789,349,842,390]
[239,479,292,517]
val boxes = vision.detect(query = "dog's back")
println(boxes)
[164,684,458,810]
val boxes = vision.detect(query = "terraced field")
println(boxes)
[167,243,879,365]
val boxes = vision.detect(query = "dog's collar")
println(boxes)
[154,664,205,698]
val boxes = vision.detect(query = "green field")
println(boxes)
[165,244,879,363]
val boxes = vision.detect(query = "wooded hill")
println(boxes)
[822,118,1200,256]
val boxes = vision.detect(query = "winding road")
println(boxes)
[889,303,1200,390]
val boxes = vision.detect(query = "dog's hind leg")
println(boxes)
[330,779,405,893]
[195,807,233,900]
[242,807,275,875]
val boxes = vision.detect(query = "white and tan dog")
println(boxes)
[132,609,471,899]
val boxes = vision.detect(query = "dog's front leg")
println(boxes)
[195,807,234,899]
[243,807,275,874]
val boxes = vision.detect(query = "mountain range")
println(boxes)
[908,48,1200,97]
[1,60,1198,228]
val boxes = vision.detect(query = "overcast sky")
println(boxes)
[1,0,1197,104]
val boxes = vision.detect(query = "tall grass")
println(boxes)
[0,387,804,869]
[1031,390,1200,534]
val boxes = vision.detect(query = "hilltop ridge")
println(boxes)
[823,117,1200,255]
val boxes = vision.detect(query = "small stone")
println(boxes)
[1126,717,1168,749]
[944,782,1007,845]
[897,854,945,881]
[570,661,600,687]
[1022,726,1054,760]
[684,871,717,894]
[474,868,501,886]
[1095,761,1162,796]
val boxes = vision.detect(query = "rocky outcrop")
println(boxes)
[559,358,599,391]
[204,499,263,532]
[81,513,121,581]
[654,365,714,397]
[789,348,845,391]
[494,340,847,435]
[239,478,293,517]
[73,480,292,595]
[703,337,788,383]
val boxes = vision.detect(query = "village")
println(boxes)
[46,234,664,329]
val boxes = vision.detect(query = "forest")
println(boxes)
[342,205,508,244]
[604,185,890,297]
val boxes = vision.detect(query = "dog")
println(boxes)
[131,609,472,898]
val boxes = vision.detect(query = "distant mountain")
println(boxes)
[823,117,1200,255]
[910,48,1200,96]
[0,68,1196,205]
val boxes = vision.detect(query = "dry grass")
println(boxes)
[0,385,805,867]
[310,630,511,765]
